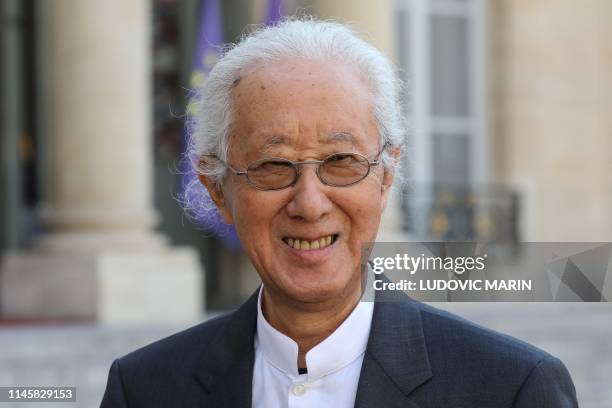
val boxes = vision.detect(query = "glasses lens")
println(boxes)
[320,154,370,186]
[247,159,296,190]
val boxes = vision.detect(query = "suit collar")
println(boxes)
[355,290,432,408]
[192,289,259,408]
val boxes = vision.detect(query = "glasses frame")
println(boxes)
[210,143,389,191]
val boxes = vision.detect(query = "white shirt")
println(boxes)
[252,287,374,408]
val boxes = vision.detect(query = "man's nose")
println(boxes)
[285,165,333,222]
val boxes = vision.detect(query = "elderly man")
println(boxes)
[101,18,577,407]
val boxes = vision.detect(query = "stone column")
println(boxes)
[1,0,203,322]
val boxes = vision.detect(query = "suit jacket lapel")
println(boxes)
[189,286,432,408]
[192,289,260,408]
[355,291,432,408]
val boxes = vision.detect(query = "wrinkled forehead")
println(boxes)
[227,58,379,158]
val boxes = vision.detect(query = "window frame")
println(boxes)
[395,0,489,185]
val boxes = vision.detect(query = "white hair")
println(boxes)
[182,17,406,223]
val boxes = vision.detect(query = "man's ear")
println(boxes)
[380,146,401,211]
[197,158,234,224]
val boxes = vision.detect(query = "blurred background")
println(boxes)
[1,0,611,406]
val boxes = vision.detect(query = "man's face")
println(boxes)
[206,58,394,306]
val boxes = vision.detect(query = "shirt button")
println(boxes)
[291,383,306,396]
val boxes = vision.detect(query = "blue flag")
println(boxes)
[265,0,284,26]
[181,0,241,250]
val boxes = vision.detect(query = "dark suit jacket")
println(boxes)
[100,288,578,407]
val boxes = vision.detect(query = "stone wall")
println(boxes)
[490,0,612,241]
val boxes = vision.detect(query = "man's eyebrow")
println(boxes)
[327,131,357,145]
[258,135,288,153]
[257,132,356,154]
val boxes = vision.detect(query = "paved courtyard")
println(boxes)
[0,303,610,407]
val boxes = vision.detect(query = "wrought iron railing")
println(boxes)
[401,184,520,243]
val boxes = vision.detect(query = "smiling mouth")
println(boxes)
[282,234,338,250]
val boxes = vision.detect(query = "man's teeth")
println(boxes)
[286,235,334,250]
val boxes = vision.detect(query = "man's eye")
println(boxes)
[265,160,293,167]
[327,154,353,162]
[254,160,293,172]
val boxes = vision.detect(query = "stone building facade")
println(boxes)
[2,0,611,319]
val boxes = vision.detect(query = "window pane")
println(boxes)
[433,133,470,183]
[430,15,470,116]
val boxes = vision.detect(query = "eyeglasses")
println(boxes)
[209,145,387,191]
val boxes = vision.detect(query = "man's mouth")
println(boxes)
[282,234,338,250]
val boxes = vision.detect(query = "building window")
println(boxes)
[396,0,487,185]
[396,0,517,242]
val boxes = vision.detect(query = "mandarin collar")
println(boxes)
[255,286,374,381]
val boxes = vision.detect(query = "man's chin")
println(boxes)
[278,279,362,307]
